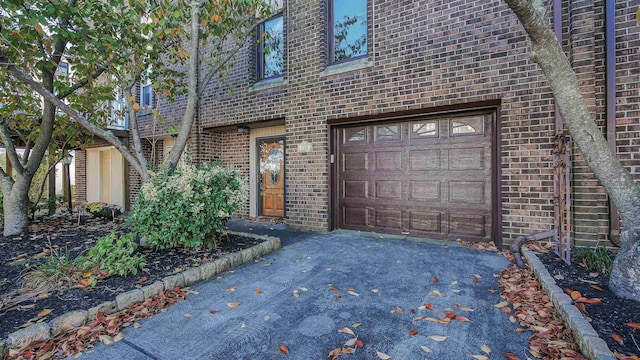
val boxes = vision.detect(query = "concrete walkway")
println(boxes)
[76,225,530,359]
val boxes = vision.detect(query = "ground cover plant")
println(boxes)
[0,214,265,341]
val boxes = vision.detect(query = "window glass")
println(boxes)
[450,117,484,136]
[331,0,367,63]
[411,121,438,138]
[141,82,153,109]
[258,16,284,80]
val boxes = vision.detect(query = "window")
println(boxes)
[140,69,153,109]
[109,87,128,130]
[257,15,284,80]
[328,0,368,64]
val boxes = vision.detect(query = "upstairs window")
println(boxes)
[257,15,284,81]
[140,69,153,109]
[328,0,367,64]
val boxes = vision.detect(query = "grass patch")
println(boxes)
[574,246,614,275]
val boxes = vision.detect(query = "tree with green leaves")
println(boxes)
[505,0,640,301]
[1,0,274,236]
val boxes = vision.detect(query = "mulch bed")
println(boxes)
[0,215,265,340]
[538,249,640,359]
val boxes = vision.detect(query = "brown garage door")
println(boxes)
[335,112,494,241]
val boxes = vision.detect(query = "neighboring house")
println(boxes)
[76,0,639,248]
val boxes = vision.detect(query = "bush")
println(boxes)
[81,233,146,277]
[127,163,247,249]
[574,246,614,275]
[86,202,122,220]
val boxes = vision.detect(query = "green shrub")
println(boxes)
[127,163,247,249]
[574,246,614,275]
[86,202,122,220]
[82,233,146,277]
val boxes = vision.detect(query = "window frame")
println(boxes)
[140,76,153,110]
[327,0,368,65]
[256,14,285,82]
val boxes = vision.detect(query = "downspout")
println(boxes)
[512,0,565,268]
[605,0,621,246]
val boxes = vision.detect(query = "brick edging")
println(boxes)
[521,248,615,360]
[0,233,281,359]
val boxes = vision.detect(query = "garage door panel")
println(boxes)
[448,181,486,204]
[375,209,403,230]
[409,150,440,170]
[375,180,402,199]
[375,151,402,170]
[448,213,486,237]
[409,181,441,202]
[408,211,442,233]
[343,153,368,171]
[342,207,369,227]
[448,148,485,170]
[343,181,368,199]
[337,113,493,241]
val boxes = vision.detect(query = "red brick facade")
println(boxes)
[76,0,640,247]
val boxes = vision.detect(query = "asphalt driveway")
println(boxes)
[76,230,530,359]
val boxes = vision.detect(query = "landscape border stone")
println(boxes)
[0,232,281,359]
[522,248,616,360]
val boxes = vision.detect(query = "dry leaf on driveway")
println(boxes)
[226,302,241,308]
[376,351,391,359]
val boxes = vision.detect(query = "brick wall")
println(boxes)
[76,0,639,245]
[220,131,250,217]
[74,149,86,202]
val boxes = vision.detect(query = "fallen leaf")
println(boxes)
[579,298,602,304]
[590,284,603,291]
[376,351,391,359]
[37,309,53,317]
[472,274,482,279]
[429,335,447,341]
[471,355,489,360]
[472,279,479,283]
[139,275,148,283]
[79,279,91,287]
[329,348,342,360]
[225,286,237,292]
[420,345,432,353]
[395,306,404,314]
[341,347,355,354]
[481,344,492,354]
[255,288,263,294]
[227,302,241,308]
[627,322,640,329]
[99,335,114,345]
[338,327,355,336]
[241,322,247,329]
[503,354,519,360]
[424,303,435,311]
[279,344,289,355]
[183,313,192,317]
[344,337,358,346]
[293,289,300,298]
[432,277,439,283]
[501,307,511,313]
[455,316,471,322]
[494,301,508,308]
[612,333,623,345]
[570,290,582,300]
[264,316,271,321]
[355,339,363,348]
[353,323,362,328]
[329,287,339,292]
[348,290,360,297]
[113,332,125,342]
[454,302,475,312]
[371,289,379,293]
[209,310,220,314]
[575,303,586,312]
[300,287,308,292]
[409,329,418,336]
[429,290,445,298]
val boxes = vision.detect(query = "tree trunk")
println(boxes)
[503,0,640,301]
[610,227,640,300]
[3,179,31,236]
